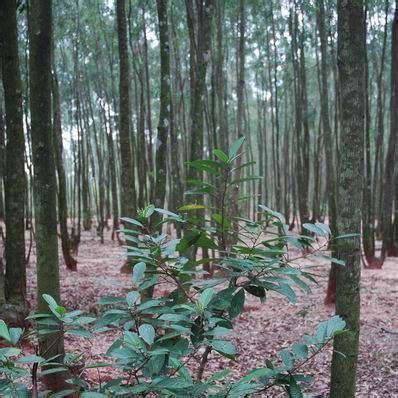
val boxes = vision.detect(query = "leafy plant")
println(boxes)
[0,139,346,397]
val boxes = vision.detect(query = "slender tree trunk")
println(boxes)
[381,1,398,261]
[0,109,4,222]
[330,0,365,396]
[52,66,77,271]
[317,0,339,303]
[0,0,27,323]
[362,3,377,266]
[186,0,213,174]
[116,0,135,218]
[232,0,245,234]
[29,0,67,390]
[373,0,389,239]
[142,7,155,203]
[155,0,172,225]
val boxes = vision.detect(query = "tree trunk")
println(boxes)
[52,65,77,271]
[29,0,67,390]
[316,0,339,303]
[155,0,172,225]
[116,0,136,218]
[330,0,365,396]
[0,109,4,222]
[381,1,398,261]
[0,0,27,324]
[186,0,213,174]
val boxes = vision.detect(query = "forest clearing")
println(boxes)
[1,0,398,396]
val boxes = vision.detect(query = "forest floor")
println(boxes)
[21,228,398,397]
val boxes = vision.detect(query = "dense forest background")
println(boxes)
[0,0,394,253]
[0,0,397,396]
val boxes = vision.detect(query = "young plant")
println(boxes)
[0,139,346,397]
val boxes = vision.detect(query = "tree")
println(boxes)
[116,0,135,218]
[330,0,365,396]
[186,0,214,175]
[0,0,27,323]
[316,0,339,303]
[0,107,4,222]
[52,63,77,270]
[381,0,398,261]
[29,0,66,389]
[154,0,172,225]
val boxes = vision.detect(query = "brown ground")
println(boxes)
[19,228,398,397]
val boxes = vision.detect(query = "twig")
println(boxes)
[197,346,212,381]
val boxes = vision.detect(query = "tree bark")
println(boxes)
[116,0,136,218]
[52,65,77,271]
[0,109,4,222]
[330,0,365,396]
[29,0,67,390]
[381,1,398,261]
[0,0,27,323]
[155,0,172,224]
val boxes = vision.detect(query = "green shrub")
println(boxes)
[0,139,345,397]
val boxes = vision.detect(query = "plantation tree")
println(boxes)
[0,0,27,322]
[154,0,172,225]
[116,0,135,218]
[52,63,77,271]
[330,0,365,396]
[381,0,398,261]
[317,0,338,303]
[29,0,66,389]
[186,0,214,175]
[0,107,4,221]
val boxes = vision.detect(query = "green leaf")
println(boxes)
[280,348,294,370]
[17,355,45,364]
[198,288,214,310]
[258,204,286,224]
[210,340,236,359]
[179,204,205,211]
[66,329,92,338]
[214,148,229,163]
[303,223,330,237]
[0,320,11,342]
[124,331,146,352]
[287,379,303,398]
[40,366,68,376]
[132,262,146,284]
[154,208,182,221]
[50,390,78,398]
[126,291,140,307]
[120,217,144,228]
[139,324,155,345]
[274,283,297,304]
[334,233,360,240]
[97,296,124,305]
[189,159,222,175]
[292,343,308,359]
[244,285,266,298]
[326,315,346,338]
[0,347,21,358]
[81,392,108,397]
[331,257,346,266]
[229,289,245,319]
[315,321,327,343]
[42,294,58,309]
[242,368,273,381]
[229,175,263,186]
[9,328,23,346]
[229,136,245,159]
